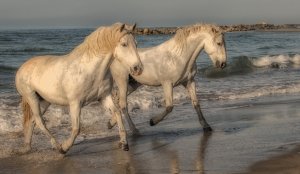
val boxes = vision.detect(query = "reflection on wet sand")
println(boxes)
[108,131,212,174]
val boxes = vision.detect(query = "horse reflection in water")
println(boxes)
[109,23,227,134]
[110,131,212,174]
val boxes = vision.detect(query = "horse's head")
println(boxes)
[113,23,143,76]
[203,26,227,69]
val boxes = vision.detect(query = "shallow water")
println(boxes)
[0,95,300,174]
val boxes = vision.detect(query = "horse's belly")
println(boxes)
[32,80,69,105]
[82,78,112,105]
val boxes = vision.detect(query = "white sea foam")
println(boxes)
[291,54,300,65]
[251,54,300,68]
[0,86,189,134]
[127,85,188,112]
[218,83,300,100]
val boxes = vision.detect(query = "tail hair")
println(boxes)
[22,98,32,127]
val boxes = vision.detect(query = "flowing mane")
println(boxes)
[172,24,222,54]
[71,23,128,57]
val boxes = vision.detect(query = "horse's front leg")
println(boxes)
[150,82,173,126]
[105,95,129,151]
[109,76,139,135]
[185,80,212,132]
[60,101,81,154]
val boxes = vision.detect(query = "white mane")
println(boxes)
[71,23,128,57]
[173,23,222,54]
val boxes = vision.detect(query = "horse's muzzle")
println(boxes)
[130,64,143,76]
[216,61,226,69]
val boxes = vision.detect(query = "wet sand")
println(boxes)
[245,146,300,174]
[0,95,300,173]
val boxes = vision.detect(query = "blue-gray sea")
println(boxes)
[0,29,299,134]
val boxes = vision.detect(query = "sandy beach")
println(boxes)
[0,94,299,174]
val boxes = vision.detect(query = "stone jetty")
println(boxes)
[133,24,300,35]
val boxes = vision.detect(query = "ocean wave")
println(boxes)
[200,56,253,78]
[200,54,300,78]
[251,54,300,68]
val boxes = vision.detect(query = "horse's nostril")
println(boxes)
[133,66,138,72]
[221,62,226,68]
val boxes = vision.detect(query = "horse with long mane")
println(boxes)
[15,23,143,154]
[109,23,227,134]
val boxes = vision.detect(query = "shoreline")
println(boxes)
[1,94,300,173]
[134,24,300,35]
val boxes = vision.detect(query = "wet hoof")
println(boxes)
[57,144,67,154]
[203,126,213,132]
[118,142,129,151]
[149,119,156,126]
[107,121,113,129]
[58,148,67,154]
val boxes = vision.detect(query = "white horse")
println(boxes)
[109,24,227,134]
[15,23,142,154]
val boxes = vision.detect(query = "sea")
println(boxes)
[0,28,299,135]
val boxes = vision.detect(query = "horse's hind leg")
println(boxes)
[26,93,60,150]
[185,80,212,132]
[22,109,35,154]
[19,99,50,154]
[150,82,173,126]
[60,101,81,154]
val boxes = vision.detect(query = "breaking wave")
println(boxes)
[201,54,300,78]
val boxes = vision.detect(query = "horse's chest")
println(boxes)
[175,64,197,85]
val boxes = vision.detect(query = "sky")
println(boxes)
[0,0,299,29]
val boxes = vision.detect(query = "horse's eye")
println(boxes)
[217,42,222,46]
[121,43,128,47]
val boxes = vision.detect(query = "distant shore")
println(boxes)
[134,24,300,35]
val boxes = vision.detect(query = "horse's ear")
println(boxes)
[119,24,125,32]
[131,23,137,31]
[211,28,217,33]
[126,23,136,32]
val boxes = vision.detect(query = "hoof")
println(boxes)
[119,142,129,151]
[149,119,155,126]
[203,127,213,132]
[107,121,113,129]
[58,148,67,154]
[57,144,67,154]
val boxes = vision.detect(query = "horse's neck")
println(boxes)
[165,33,205,67]
[68,52,113,78]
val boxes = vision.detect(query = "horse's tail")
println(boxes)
[21,97,32,127]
